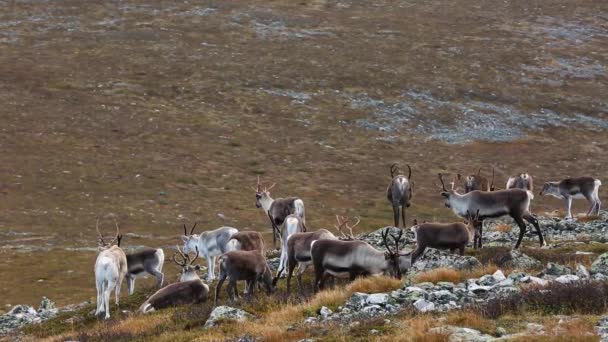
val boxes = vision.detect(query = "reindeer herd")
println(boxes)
[93,167,602,319]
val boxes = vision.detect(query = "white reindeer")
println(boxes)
[94,219,127,320]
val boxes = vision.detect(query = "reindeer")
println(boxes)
[456,168,495,193]
[94,219,127,320]
[181,222,239,281]
[539,177,602,219]
[410,211,479,264]
[229,231,265,254]
[253,176,306,249]
[311,228,411,291]
[274,214,306,282]
[138,247,208,313]
[386,164,413,228]
[125,248,165,295]
[438,173,544,249]
[506,173,533,191]
[214,250,274,306]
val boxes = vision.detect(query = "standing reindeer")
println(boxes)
[253,176,306,249]
[386,164,413,228]
[138,246,209,314]
[94,219,127,320]
[438,173,544,249]
[457,168,495,193]
[506,173,533,191]
[410,210,478,264]
[539,177,602,219]
[311,228,411,291]
[181,222,239,281]
[274,214,306,282]
[214,250,274,306]
[125,247,165,295]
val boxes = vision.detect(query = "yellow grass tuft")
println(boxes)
[494,223,513,233]
[347,276,404,294]
[576,215,601,223]
[444,311,496,335]
[415,265,504,284]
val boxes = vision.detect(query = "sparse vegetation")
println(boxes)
[414,265,501,284]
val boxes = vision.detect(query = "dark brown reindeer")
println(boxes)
[254,176,306,249]
[457,168,495,193]
[229,231,265,253]
[506,173,533,191]
[539,177,602,219]
[438,173,544,249]
[214,250,274,306]
[386,163,413,228]
[410,210,479,264]
[311,228,411,291]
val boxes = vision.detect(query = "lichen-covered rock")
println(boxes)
[555,274,580,284]
[0,297,60,336]
[541,262,573,276]
[204,306,254,328]
[577,264,591,278]
[413,299,435,312]
[591,252,608,275]
[596,316,608,341]
[410,248,482,271]
[429,326,495,342]
[507,250,542,269]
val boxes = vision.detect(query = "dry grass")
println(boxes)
[576,215,602,223]
[396,315,449,342]
[510,316,598,342]
[414,265,502,284]
[494,224,513,233]
[444,311,497,335]
[347,276,403,294]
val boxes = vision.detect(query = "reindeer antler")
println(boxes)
[265,183,276,192]
[490,167,495,191]
[334,215,359,240]
[112,217,122,247]
[392,229,404,254]
[173,245,188,266]
[390,164,399,178]
[438,173,448,192]
[189,222,198,235]
[406,164,412,180]
[95,218,106,246]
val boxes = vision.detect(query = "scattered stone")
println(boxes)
[204,306,254,328]
[576,264,591,278]
[555,274,580,284]
[496,327,508,337]
[508,250,542,269]
[591,252,608,275]
[413,299,435,312]
[520,276,549,286]
[542,262,573,276]
[319,306,333,319]
[596,316,608,341]
[429,326,495,342]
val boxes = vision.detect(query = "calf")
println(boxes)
[214,250,274,306]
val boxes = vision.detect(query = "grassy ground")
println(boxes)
[1,0,607,310]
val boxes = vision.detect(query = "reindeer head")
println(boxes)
[173,245,202,282]
[334,215,360,240]
[381,228,408,279]
[253,176,275,209]
[181,222,201,255]
[390,163,412,179]
[438,173,457,208]
[96,217,123,251]
[539,182,560,197]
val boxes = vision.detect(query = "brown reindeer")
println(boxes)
[386,164,413,227]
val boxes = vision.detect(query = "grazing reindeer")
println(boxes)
[138,247,208,314]
[229,231,265,253]
[214,250,274,306]
[438,173,544,249]
[311,228,411,291]
[253,176,306,249]
[275,214,306,282]
[386,164,413,227]
[181,222,239,281]
[125,248,165,295]
[94,219,127,320]
[410,210,478,264]
[457,168,495,193]
[539,177,602,219]
[506,173,533,191]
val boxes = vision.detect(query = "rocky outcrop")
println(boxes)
[0,297,63,336]
[204,306,254,328]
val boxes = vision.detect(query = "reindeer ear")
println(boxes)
[181,236,189,242]
[441,192,450,198]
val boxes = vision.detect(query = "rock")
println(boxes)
[555,274,580,284]
[204,306,254,328]
[429,290,459,304]
[508,250,541,269]
[542,262,572,276]
[596,316,608,341]
[591,252,608,275]
[508,271,527,283]
[429,326,495,342]
[370,329,380,335]
[349,321,360,328]
[413,299,435,312]
[496,278,515,287]
[410,248,482,271]
[304,317,318,325]
[496,327,508,337]
[366,293,391,306]
[478,275,497,286]
[577,264,591,278]
[319,306,333,318]
[436,282,455,291]
[492,270,507,282]
[520,276,548,286]
[346,292,369,309]
[468,284,492,295]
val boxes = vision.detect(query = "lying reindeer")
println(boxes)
[125,247,165,295]
[138,246,209,314]
[311,228,410,291]
[181,222,239,281]
[439,173,544,249]
[539,176,602,219]
[254,176,306,249]
[94,219,127,320]
[410,211,478,264]
[506,173,533,191]
[214,250,274,306]
[386,163,413,228]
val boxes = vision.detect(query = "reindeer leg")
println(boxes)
[214,272,226,307]
[477,220,483,249]
[513,216,528,249]
[297,264,308,296]
[595,196,602,215]
[584,192,595,216]
[127,275,135,295]
[227,280,236,303]
[459,245,465,256]
[523,212,546,247]
[286,260,297,294]
[393,204,400,227]
[565,196,573,219]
